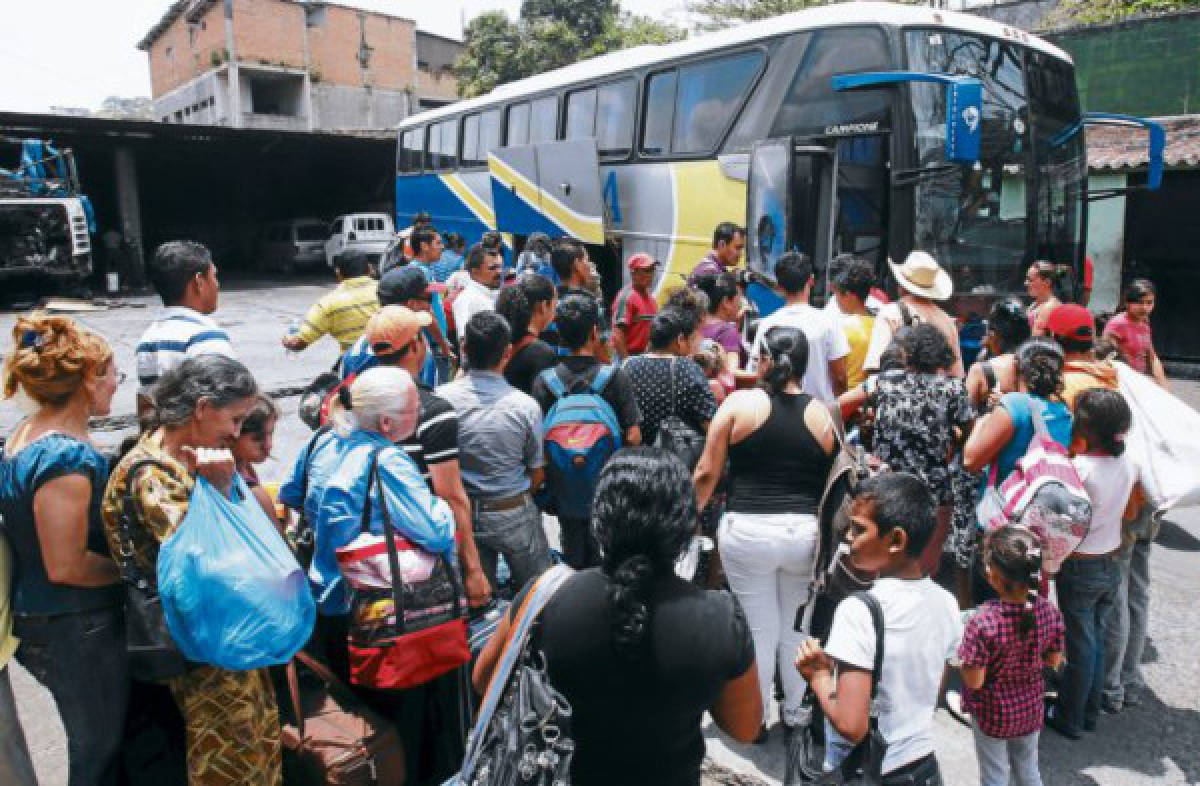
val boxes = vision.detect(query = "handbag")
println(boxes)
[789,591,888,786]
[115,458,190,683]
[653,357,706,470]
[337,448,470,691]
[449,564,575,786]
[281,650,407,786]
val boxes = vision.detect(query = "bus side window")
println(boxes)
[507,102,531,146]
[398,129,423,173]
[596,79,636,156]
[642,70,677,156]
[430,119,459,170]
[463,113,481,166]
[480,108,501,162]
[565,88,598,141]
[531,95,558,142]
[674,51,764,154]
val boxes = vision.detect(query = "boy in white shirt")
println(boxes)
[797,473,962,785]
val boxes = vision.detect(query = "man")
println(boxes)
[450,244,502,339]
[136,240,235,417]
[863,251,964,377]
[550,237,611,361]
[282,250,379,353]
[531,294,641,569]
[430,232,466,283]
[437,311,550,593]
[341,266,444,386]
[407,227,455,381]
[362,306,490,608]
[748,251,849,401]
[1048,304,1119,409]
[612,252,659,359]
[827,256,877,389]
[689,222,745,285]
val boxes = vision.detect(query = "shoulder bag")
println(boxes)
[116,458,191,683]
[653,357,706,471]
[282,650,407,786]
[448,564,575,786]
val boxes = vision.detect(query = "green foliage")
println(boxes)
[1046,0,1200,27]
[453,1,684,98]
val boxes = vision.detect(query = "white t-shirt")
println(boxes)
[748,302,850,402]
[824,577,962,775]
[1072,453,1136,555]
[862,300,964,377]
[451,278,498,333]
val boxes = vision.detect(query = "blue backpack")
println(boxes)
[539,365,622,520]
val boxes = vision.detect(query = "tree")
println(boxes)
[454,1,684,98]
[1045,0,1200,27]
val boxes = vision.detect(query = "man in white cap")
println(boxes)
[863,251,964,377]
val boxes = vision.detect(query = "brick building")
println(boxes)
[139,0,461,131]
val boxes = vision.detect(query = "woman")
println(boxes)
[0,313,125,786]
[101,355,277,786]
[693,326,835,736]
[1103,278,1168,388]
[964,338,1073,487]
[318,366,459,784]
[623,306,717,446]
[965,297,1032,411]
[230,393,282,528]
[1026,261,1065,336]
[496,274,558,395]
[475,448,761,785]
[694,272,744,373]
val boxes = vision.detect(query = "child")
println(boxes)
[796,473,962,785]
[231,393,283,530]
[959,526,1064,786]
[1046,387,1136,739]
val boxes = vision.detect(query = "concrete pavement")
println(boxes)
[4,277,1199,785]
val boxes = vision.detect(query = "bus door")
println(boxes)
[822,133,890,304]
[745,138,838,317]
[488,138,607,245]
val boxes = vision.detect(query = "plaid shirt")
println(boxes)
[959,597,1065,738]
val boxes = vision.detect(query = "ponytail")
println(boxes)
[759,326,808,396]
[607,554,653,660]
[984,526,1044,639]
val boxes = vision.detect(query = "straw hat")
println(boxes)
[888,251,953,301]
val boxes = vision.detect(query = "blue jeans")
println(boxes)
[1104,536,1152,706]
[14,606,128,786]
[972,725,1042,786]
[0,664,37,786]
[1054,556,1120,734]
[473,497,551,596]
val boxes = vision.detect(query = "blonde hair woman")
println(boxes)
[0,313,125,786]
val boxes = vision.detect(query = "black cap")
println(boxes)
[377,265,430,305]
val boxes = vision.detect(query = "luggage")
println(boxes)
[1116,360,1200,511]
[281,651,407,786]
[539,366,622,520]
[652,358,706,471]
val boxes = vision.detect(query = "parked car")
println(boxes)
[258,218,328,273]
[325,212,394,268]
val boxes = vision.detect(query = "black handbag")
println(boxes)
[788,591,888,786]
[116,458,189,683]
[653,357,705,470]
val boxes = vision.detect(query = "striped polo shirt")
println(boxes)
[295,276,380,351]
[136,307,236,396]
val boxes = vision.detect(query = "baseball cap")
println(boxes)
[365,305,431,356]
[377,266,432,305]
[1046,303,1095,341]
[627,252,657,271]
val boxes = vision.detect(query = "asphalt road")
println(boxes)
[4,276,1198,786]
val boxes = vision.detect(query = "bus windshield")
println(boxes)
[904,29,1082,305]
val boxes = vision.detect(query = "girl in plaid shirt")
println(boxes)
[959,527,1065,786]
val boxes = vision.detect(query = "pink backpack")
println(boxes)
[977,395,1092,574]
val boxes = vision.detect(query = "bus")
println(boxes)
[394,2,1136,321]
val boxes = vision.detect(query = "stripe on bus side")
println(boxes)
[487,153,605,244]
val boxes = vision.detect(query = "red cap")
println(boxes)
[627,252,657,271]
[1046,303,1095,341]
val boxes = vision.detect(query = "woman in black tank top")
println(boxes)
[694,325,835,737]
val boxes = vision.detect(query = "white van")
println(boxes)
[325,212,394,268]
[258,218,328,273]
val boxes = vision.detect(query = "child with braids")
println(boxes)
[959,526,1064,786]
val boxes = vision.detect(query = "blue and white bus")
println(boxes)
[395,1,1158,318]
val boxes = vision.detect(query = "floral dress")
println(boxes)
[102,431,282,786]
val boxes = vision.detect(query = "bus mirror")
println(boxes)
[832,71,983,164]
[1054,113,1166,194]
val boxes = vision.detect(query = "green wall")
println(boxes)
[1048,13,1200,115]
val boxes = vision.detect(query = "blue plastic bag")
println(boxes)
[158,474,315,670]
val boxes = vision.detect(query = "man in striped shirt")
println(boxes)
[136,241,236,417]
[282,251,379,353]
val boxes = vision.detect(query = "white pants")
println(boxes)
[719,511,818,727]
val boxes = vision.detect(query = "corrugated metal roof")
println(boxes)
[1087,114,1200,172]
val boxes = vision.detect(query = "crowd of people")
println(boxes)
[0,217,1179,786]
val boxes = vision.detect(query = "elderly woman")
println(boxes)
[317,366,458,783]
[1,313,124,786]
[101,354,274,786]
[475,448,761,785]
